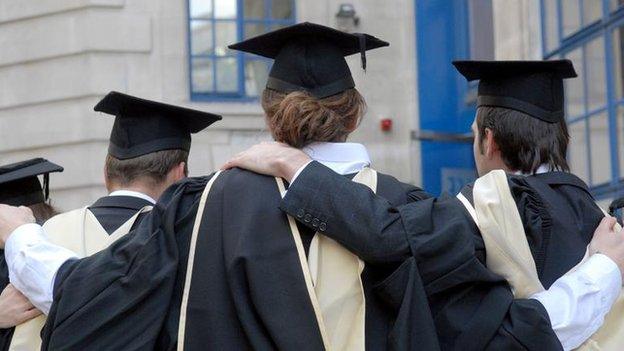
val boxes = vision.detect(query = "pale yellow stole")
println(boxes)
[457,170,624,351]
[177,169,375,351]
[8,204,151,351]
[278,168,375,351]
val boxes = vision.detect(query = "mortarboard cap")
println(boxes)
[0,158,63,206]
[453,60,577,123]
[229,22,389,98]
[94,91,222,159]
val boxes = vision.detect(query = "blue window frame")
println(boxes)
[187,0,296,101]
[541,0,624,200]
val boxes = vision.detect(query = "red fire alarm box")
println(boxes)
[380,118,392,132]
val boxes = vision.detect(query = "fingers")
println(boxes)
[598,216,618,232]
[221,154,243,170]
[16,308,42,324]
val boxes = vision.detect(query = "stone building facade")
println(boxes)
[1,0,619,210]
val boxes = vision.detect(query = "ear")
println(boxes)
[169,162,187,182]
[484,128,499,159]
[103,164,113,192]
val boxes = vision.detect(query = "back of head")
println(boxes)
[262,88,366,148]
[0,158,63,223]
[105,149,189,190]
[476,106,570,173]
[29,202,59,224]
[231,22,387,149]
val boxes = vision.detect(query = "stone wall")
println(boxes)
[0,0,420,210]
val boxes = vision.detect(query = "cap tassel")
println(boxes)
[44,173,50,202]
[357,33,367,71]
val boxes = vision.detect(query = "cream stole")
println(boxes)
[457,170,624,351]
[8,205,151,351]
[177,169,375,351]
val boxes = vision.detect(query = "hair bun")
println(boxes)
[262,89,366,148]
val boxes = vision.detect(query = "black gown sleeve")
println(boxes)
[280,162,412,264]
[41,177,209,351]
[281,162,562,350]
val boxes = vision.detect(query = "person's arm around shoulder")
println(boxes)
[224,142,414,264]
[0,284,41,329]
[531,217,624,350]
[0,205,78,314]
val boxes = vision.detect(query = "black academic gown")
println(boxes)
[42,169,439,350]
[278,162,563,351]
[88,195,153,234]
[459,172,603,288]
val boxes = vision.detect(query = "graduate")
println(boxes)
[222,60,624,350]
[44,91,222,255]
[4,92,220,350]
[0,23,439,350]
[0,158,62,350]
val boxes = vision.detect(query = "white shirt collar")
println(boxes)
[108,190,157,204]
[514,164,555,176]
[302,142,371,175]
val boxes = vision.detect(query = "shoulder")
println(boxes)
[376,171,431,206]
[159,169,278,220]
[43,207,86,228]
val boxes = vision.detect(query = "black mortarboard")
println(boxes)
[95,91,222,159]
[229,22,389,98]
[0,158,63,206]
[453,60,578,123]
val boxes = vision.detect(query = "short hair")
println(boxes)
[476,106,570,174]
[105,149,189,187]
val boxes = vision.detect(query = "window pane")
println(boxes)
[190,21,213,55]
[562,1,581,37]
[582,0,602,25]
[586,37,607,111]
[214,21,236,56]
[589,114,612,185]
[244,0,265,18]
[245,60,270,97]
[214,0,237,19]
[568,120,589,183]
[190,0,213,18]
[613,26,624,101]
[543,0,559,52]
[216,57,238,92]
[244,23,267,39]
[272,0,293,19]
[468,0,494,60]
[192,58,214,92]
[565,48,585,119]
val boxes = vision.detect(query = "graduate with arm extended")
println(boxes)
[223,60,624,350]
[0,22,439,350]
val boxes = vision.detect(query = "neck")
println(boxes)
[107,182,163,201]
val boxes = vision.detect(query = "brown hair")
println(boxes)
[29,202,59,224]
[476,106,570,174]
[105,149,189,187]
[261,88,367,148]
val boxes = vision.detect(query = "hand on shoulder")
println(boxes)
[222,142,311,182]
[590,217,624,279]
[0,204,36,248]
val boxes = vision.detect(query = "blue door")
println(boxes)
[415,0,491,195]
